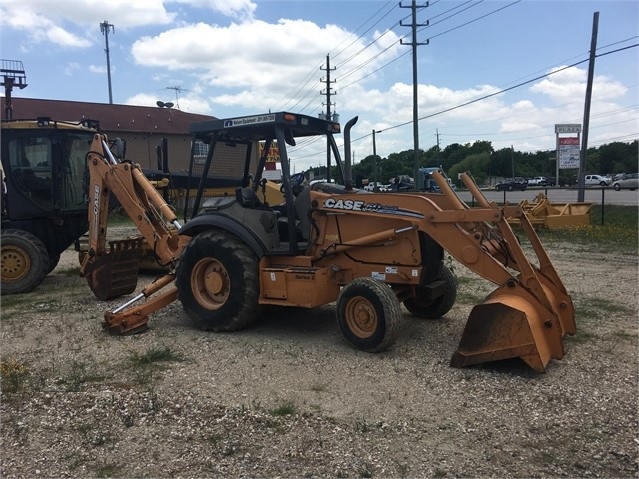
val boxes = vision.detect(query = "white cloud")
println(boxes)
[0,0,175,49]
[89,65,108,74]
[168,0,257,21]
[65,62,81,76]
[130,19,403,120]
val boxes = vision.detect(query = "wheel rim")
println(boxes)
[345,296,378,339]
[1,245,31,282]
[191,257,230,310]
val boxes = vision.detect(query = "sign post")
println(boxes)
[555,124,581,186]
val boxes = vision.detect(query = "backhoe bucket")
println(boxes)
[451,284,566,373]
[83,240,141,301]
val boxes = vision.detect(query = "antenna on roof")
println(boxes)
[1,59,28,120]
[165,86,187,109]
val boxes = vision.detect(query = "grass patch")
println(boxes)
[95,460,122,478]
[310,382,329,393]
[0,295,28,308]
[567,329,598,343]
[128,345,185,366]
[107,209,137,227]
[455,291,488,305]
[0,358,31,393]
[59,266,82,277]
[613,329,637,341]
[574,295,635,322]
[61,358,104,392]
[536,204,638,254]
[271,402,296,416]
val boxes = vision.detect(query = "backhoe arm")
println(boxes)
[80,133,188,309]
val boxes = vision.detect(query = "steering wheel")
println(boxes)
[281,172,306,196]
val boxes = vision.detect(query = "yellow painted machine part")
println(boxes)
[451,282,566,373]
[507,193,593,229]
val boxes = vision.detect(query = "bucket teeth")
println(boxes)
[84,247,141,300]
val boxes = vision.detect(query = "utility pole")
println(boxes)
[373,130,378,190]
[100,20,115,104]
[400,0,429,191]
[577,11,599,203]
[320,55,336,182]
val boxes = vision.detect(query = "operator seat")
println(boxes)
[235,187,261,208]
[293,186,312,240]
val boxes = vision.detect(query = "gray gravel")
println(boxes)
[1,243,637,478]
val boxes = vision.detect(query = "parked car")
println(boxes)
[495,177,528,191]
[611,173,638,191]
[584,174,611,187]
[527,176,548,186]
[363,182,384,191]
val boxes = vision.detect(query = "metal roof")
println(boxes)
[0,97,216,134]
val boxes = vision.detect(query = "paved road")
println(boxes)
[455,187,638,206]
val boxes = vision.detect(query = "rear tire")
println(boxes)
[403,265,457,319]
[1,229,49,295]
[176,230,260,332]
[336,278,402,352]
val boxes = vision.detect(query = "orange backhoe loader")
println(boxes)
[81,112,575,372]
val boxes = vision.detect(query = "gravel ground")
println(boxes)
[1,241,637,478]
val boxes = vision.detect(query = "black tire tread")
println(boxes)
[403,265,457,319]
[336,277,402,352]
[1,229,49,295]
[176,230,260,332]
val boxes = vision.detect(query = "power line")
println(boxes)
[337,0,519,94]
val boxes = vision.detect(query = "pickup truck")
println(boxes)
[527,176,547,186]
[584,174,611,187]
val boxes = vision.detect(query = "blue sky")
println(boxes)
[1,0,637,171]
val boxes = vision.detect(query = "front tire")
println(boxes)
[1,229,49,295]
[336,278,403,352]
[403,265,457,319]
[176,230,260,332]
[614,183,621,191]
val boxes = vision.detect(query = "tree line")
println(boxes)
[312,140,638,187]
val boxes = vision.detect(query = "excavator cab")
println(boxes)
[1,118,97,294]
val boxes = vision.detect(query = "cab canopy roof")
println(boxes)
[189,112,341,143]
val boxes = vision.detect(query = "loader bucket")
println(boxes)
[450,284,566,373]
[83,243,141,301]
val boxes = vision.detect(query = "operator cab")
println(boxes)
[184,112,353,255]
